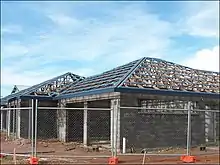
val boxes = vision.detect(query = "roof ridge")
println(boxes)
[115,57,146,88]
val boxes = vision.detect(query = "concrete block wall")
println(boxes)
[208,103,219,143]
[200,111,220,144]
[120,94,206,151]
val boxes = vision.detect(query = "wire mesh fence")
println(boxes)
[34,105,113,159]
[0,107,32,141]
[191,109,219,147]
[1,109,7,131]
[118,101,219,156]
[20,108,32,139]
[119,106,189,155]
[0,99,219,163]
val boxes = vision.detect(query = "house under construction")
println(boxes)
[1,57,219,151]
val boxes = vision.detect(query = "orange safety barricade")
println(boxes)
[108,157,119,165]
[0,154,5,158]
[180,155,196,163]
[29,157,39,165]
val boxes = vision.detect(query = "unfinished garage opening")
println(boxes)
[20,100,31,138]
[20,100,58,139]
[88,100,111,142]
[37,110,57,139]
[66,102,84,142]
[9,105,17,135]
[1,110,7,130]
[37,101,58,139]
[9,108,13,133]
[66,100,111,144]
[20,109,30,138]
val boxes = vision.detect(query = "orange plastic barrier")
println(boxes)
[0,154,5,158]
[108,157,119,165]
[180,155,196,163]
[29,157,39,165]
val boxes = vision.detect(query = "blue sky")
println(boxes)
[1,1,219,97]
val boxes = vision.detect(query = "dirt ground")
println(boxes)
[1,132,219,164]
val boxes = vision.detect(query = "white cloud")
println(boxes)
[1,25,23,34]
[1,2,219,96]
[179,1,219,38]
[183,45,219,72]
[1,42,29,59]
[1,4,179,96]
[48,13,80,28]
[28,7,177,64]
[0,66,95,96]
[1,68,48,87]
[2,4,178,69]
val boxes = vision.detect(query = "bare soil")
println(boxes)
[1,132,219,164]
